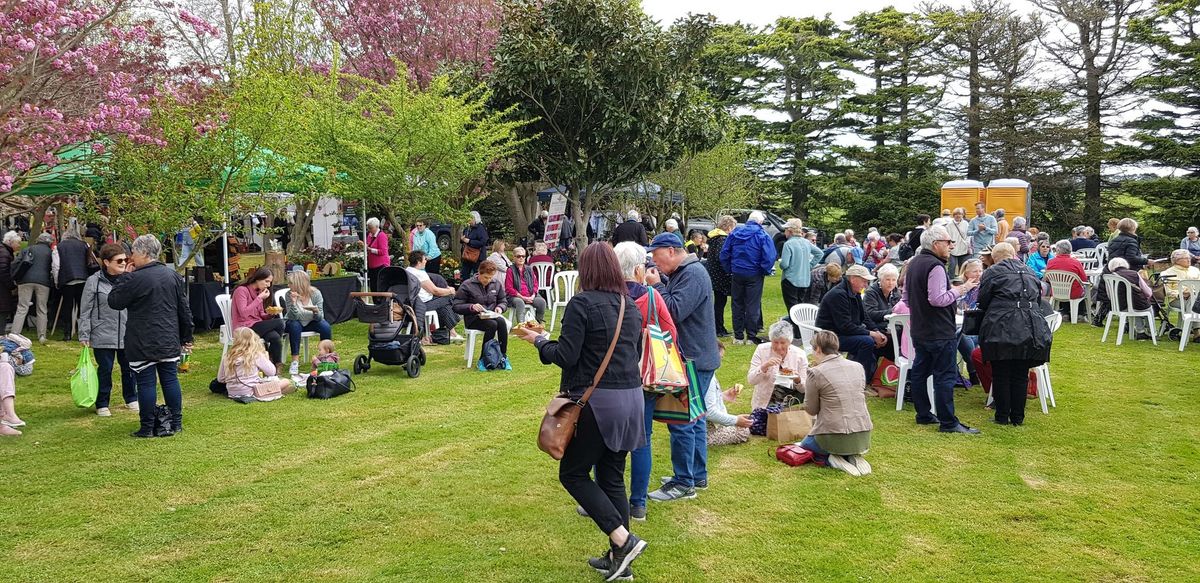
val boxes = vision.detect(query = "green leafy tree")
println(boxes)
[489,0,720,249]
[1032,0,1147,226]
[750,16,856,219]
[645,132,762,225]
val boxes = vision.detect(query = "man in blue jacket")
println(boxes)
[719,211,777,344]
[646,233,720,502]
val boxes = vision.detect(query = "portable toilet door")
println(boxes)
[940,180,986,215]
[985,179,1031,222]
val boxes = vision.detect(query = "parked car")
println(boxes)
[685,209,790,256]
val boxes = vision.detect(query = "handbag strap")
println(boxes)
[578,295,626,407]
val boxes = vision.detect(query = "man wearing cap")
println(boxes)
[719,211,777,345]
[815,264,890,384]
[645,232,719,502]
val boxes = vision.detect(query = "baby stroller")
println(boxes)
[350,267,426,377]
[1149,272,1186,341]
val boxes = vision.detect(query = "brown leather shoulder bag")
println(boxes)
[537,295,626,460]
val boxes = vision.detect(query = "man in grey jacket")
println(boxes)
[13,233,55,343]
[645,233,720,501]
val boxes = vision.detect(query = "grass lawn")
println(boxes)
[2,273,1198,582]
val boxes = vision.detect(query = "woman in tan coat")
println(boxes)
[800,330,874,476]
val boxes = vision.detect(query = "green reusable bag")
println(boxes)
[70,349,99,408]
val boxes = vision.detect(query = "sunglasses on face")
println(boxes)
[111,258,128,264]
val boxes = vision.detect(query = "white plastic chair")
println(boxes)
[529,261,555,303]
[1043,270,1091,324]
[274,288,318,360]
[788,303,820,354]
[547,271,579,332]
[1101,275,1157,345]
[1032,312,1061,414]
[215,294,233,361]
[884,313,935,414]
[1095,242,1109,266]
[984,312,1060,414]
[463,316,510,367]
[1174,280,1200,351]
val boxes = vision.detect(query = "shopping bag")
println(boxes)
[870,357,899,389]
[652,360,707,424]
[640,288,689,394]
[766,398,812,442]
[69,349,99,408]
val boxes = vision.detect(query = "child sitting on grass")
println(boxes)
[311,339,340,374]
[218,327,296,403]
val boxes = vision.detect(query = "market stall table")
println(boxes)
[189,275,362,331]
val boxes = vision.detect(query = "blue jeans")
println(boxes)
[730,274,764,339]
[628,392,658,509]
[838,333,880,384]
[94,348,136,409]
[799,434,829,465]
[910,338,960,429]
[666,368,714,487]
[135,360,183,426]
[285,318,332,356]
[958,334,978,376]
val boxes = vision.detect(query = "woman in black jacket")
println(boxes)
[513,243,648,581]
[704,215,735,337]
[452,259,508,363]
[977,242,1052,426]
[0,231,17,332]
[1106,218,1148,270]
[459,211,489,280]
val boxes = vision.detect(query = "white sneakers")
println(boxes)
[826,454,861,476]
[124,401,140,412]
[96,407,112,417]
[827,454,872,476]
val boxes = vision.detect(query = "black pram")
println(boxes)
[350,267,426,377]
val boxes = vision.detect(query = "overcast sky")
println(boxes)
[640,0,1037,26]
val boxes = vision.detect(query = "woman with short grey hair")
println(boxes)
[1053,240,1072,256]
[459,211,488,280]
[0,231,19,332]
[365,217,390,292]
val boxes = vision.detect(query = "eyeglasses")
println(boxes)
[112,258,128,264]
[514,254,526,258]
[937,239,953,244]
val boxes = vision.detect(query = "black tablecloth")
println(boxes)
[188,276,362,331]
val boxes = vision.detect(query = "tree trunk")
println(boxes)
[572,184,589,251]
[501,182,542,244]
[789,154,809,220]
[1084,69,1103,227]
[288,198,316,255]
[873,57,885,148]
[30,200,51,237]
[966,42,982,181]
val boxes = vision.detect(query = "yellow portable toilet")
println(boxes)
[940,180,985,214]
[985,179,1031,221]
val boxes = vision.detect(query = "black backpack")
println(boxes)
[12,248,33,280]
[306,370,355,399]
[480,339,504,370]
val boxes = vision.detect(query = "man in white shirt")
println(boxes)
[406,250,460,344]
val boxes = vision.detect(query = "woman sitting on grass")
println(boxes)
[217,328,295,403]
[799,330,873,477]
[0,354,24,436]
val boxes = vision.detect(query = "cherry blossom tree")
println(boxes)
[0,0,171,196]
[312,0,499,86]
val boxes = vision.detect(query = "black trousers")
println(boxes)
[57,282,85,337]
[367,267,384,292]
[991,359,1035,424]
[250,318,285,363]
[465,315,507,354]
[713,289,729,335]
[425,256,442,278]
[781,280,808,312]
[559,405,629,535]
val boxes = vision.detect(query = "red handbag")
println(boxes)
[775,444,814,467]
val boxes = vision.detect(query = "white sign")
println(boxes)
[544,193,568,250]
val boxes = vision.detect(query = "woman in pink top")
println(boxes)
[747,320,808,410]
[231,267,284,366]
[217,328,294,401]
[365,217,391,291]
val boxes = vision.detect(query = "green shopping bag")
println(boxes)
[70,349,99,408]
[652,360,708,424]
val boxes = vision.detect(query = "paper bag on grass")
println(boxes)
[767,407,813,442]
